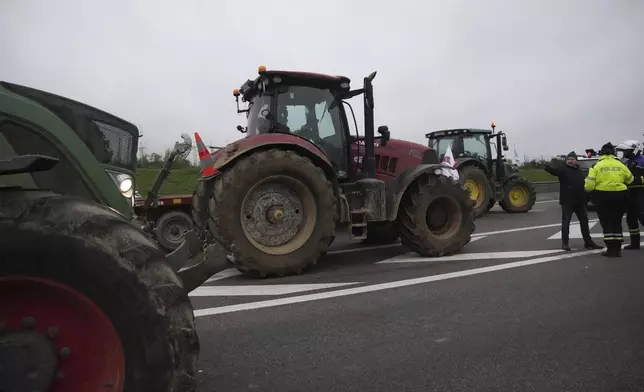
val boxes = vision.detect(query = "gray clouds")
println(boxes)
[1,0,643,158]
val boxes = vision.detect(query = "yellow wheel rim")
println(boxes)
[509,186,529,207]
[464,179,483,205]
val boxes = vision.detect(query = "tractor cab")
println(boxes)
[426,123,510,181]
[231,66,394,181]
[426,122,535,218]
[233,67,358,178]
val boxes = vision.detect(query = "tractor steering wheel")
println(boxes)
[296,124,325,146]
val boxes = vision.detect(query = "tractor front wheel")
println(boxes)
[398,173,475,257]
[208,149,336,277]
[499,177,537,213]
[460,166,493,218]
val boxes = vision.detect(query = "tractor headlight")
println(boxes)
[106,170,135,199]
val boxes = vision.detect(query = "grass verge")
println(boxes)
[135,167,557,196]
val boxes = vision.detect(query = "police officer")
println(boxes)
[616,140,644,249]
[584,142,634,257]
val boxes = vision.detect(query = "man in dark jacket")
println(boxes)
[545,151,602,251]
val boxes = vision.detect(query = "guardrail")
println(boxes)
[533,181,559,194]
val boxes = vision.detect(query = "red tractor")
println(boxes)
[192,66,476,277]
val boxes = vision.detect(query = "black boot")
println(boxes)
[616,242,622,257]
[584,239,603,250]
[623,235,640,250]
[562,241,571,251]
[602,241,617,257]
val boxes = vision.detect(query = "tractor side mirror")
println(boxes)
[501,135,509,151]
[236,125,247,134]
[377,125,390,145]
[173,133,193,157]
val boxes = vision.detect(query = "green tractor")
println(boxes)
[0,81,221,392]
[426,122,536,218]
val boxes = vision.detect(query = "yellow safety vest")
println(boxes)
[584,155,634,192]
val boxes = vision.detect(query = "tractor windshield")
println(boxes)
[245,85,348,172]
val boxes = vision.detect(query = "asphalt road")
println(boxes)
[192,194,644,392]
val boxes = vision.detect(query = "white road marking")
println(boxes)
[189,282,361,297]
[548,222,643,240]
[376,249,564,264]
[548,221,597,239]
[194,247,614,317]
[469,235,486,243]
[535,200,558,204]
[471,219,600,238]
[328,243,401,254]
[204,268,243,283]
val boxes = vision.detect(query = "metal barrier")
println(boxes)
[533,181,559,194]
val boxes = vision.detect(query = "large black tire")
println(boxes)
[398,173,475,257]
[208,149,336,277]
[0,190,198,392]
[460,165,493,218]
[154,210,194,252]
[498,177,537,213]
[363,221,400,245]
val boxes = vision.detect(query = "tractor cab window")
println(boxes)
[462,134,489,160]
[435,136,459,160]
[275,86,347,174]
[246,95,272,136]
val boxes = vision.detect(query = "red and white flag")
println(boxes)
[440,145,460,180]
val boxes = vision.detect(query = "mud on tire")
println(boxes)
[0,190,198,392]
[398,173,475,257]
[191,179,213,240]
[208,149,336,277]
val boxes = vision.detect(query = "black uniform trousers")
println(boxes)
[626,187,644,245]
[560,202,593,245]
[593,190,628,250]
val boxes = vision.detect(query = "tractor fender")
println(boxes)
[386,163,452,221]
[455,157,487,173]
[209,134,341,219]
[501,172,523,185]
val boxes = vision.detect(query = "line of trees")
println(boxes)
[137,148,197,169]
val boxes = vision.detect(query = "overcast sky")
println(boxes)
[2,0,643,160]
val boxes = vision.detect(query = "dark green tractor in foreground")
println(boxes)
[0,81,221,392]
[426,122,536,218]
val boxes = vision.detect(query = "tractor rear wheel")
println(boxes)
[0,191,198,392]
[499,177,537,213]
[460,165,493,218]
[398,173,475,257]
[208,149,336,277]
[364,222,399,245]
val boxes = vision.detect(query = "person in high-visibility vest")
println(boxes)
[584,142,634,257]
[616,140,644,249]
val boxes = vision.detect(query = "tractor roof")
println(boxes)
[262,69,351,87]
[0,81,139,137]
[425,128,492,139]
[236,66,352,102]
